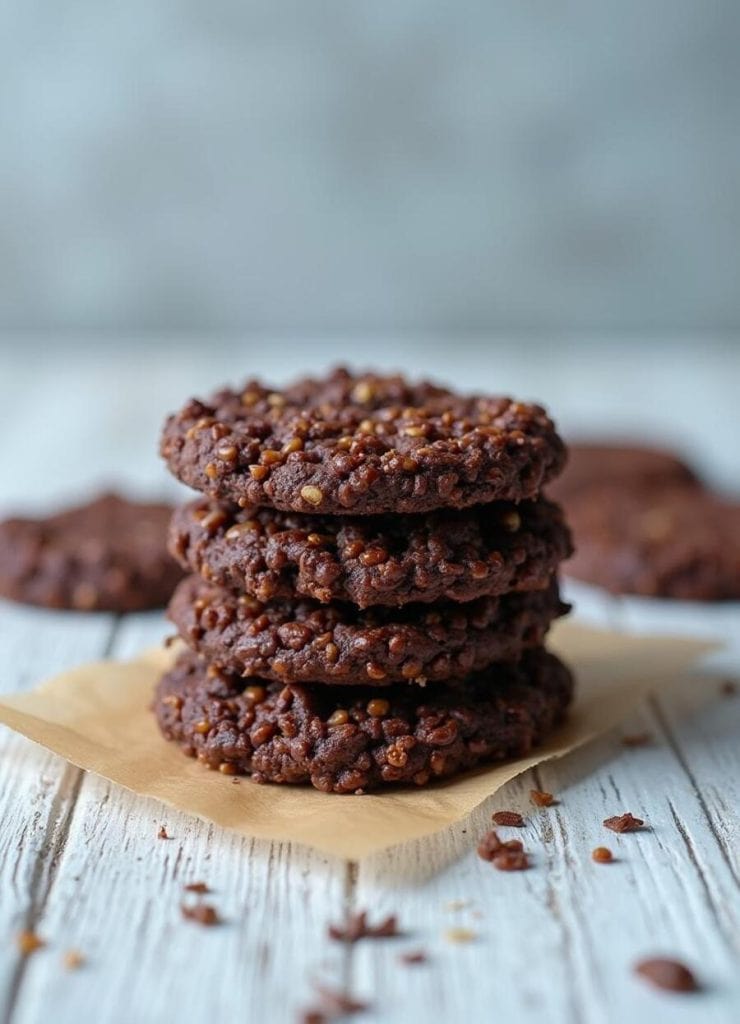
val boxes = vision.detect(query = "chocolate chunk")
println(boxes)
[634,958,699,992]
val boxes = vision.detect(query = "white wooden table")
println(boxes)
[0,338,738,1024]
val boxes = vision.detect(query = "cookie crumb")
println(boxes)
[184,881,210,894]
[400,950,428,965]
[592,846,613,864]
[328,911,398,943]
[181,903,220,926]
[445,927,477,944]
[157,825,171,840]
[720,679,737,697]
[492,810,524,827]
[63,950,85,970]
[477,829,523,862]
[604,813,645,833]
[493,849,529,871]
[634,958,699,992]
[17,931,45,956]
[530,789,555,806]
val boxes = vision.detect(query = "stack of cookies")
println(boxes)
[155,369,574,794]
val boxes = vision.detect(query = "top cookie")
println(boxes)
[161,367,566,515]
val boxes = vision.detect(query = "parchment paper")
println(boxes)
[0,621,712,858]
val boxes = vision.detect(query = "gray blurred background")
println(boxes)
[1,0,739,337]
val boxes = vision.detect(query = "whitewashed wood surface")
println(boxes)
[0,338,738,1024]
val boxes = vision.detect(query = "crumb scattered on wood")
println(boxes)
[530,789,555,806]
[17,931,45,956]
[604,813,645,833]
[328,911,398,943]
[592,846,614,863]
[477,829,526,869]
[181,903,220,926]
[399,949,428,965]
[491,810,524,827]
[634,957,699,992]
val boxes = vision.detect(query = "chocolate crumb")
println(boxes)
[328,911,398,943]
[492,810,524,827]
[530,789,555,806]
[621,732,653,747]
[477,829,523,861]
[400,950,428,965]
[592,846,614,863]
[17,931,45,956]
[493,849,530,871]
[184,882,210,894]
[635,958,699,992]
[157,825,171,840]
[181,903,220,926]
[63,950,85,970]
[720,679,737,697]
[604,813,645,833]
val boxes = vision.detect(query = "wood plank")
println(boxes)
[6,614,352,1024]
[2,344,739,1024]
[353,586,740,1024]
[0,605,115,1022]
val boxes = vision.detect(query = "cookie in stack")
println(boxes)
[155,368,574,793]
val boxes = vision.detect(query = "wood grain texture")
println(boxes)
[0,342,738,1023]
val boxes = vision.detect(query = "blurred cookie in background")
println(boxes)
[548,443,699,504]
[0,492,183,612]
[551,442,739,600]
[564,481,740,600]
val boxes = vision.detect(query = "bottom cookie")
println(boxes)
[154,648,573,793]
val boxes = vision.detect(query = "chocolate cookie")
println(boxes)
[169,575,567,685]
[154,647,574,793]
[549,443,698,504]
[565,482,740,599]
[160,367,566,515]
[169,497,572,608]
[0,493,182,612]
